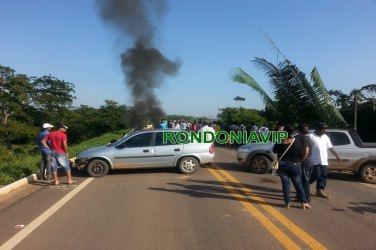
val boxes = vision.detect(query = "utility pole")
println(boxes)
[354,93,357,130]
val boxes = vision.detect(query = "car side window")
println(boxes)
[330,132,351,146]
[122,133,152,148]
[154,132,177,146]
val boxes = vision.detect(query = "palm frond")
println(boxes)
[310,67,332,104]
[310,67,347,126]
[230,67,275,110]
[252,57,281,78]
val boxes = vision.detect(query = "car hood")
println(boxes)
[238,142,274,151]
[78,145,113,158]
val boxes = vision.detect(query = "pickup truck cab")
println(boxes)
[236,129,376,184]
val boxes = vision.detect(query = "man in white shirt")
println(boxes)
[180,120,187,130]
[308,122,341,199]
[198,121,216,142]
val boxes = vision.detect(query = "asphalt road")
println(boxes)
[0,147,375,249]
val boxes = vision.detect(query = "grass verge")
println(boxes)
[0,130,127,186]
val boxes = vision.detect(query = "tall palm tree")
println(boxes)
[328,90,345,108]
[230,58,347,127]
[349,89,366,104]
[233,96,245,107]
[360,84,376,110]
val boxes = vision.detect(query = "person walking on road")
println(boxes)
[308,122,341,199]
[41,124,76,186]
[295,123,312,202]
[273,125,311,209]
[37,123,54,180]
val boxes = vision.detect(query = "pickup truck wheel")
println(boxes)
[359,164,376,184]
[87,159,109,178]
[249,155,271,174]
[179,157,199,174]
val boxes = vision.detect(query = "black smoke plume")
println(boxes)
[96,0,181,129]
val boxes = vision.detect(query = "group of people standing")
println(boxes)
[159,119,219,133]
[37,123,76,186]
[273,122,341,209]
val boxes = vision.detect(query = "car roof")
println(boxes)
[133,128,182,134]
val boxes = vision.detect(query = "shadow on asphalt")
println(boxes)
[348,201,376,215]
[327,172,359,183]
[205,162,253,174]
[148,176,287,208]
[214,161,364,184]
[67,166,180,178]
[107,167,179,176]
[69,163,363,184]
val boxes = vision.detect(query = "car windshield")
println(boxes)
[122,129,136,139]
[106,130,136,146]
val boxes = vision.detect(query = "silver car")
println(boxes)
[236,129,376,184]
[237,141,275,174]
[75,129,215,177]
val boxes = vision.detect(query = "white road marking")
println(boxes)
[0,178,94,250]
[177,175,190,179]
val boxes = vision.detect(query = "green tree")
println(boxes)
[217,107,266,126]
[98,100,130,131]
[0,120,38,144]
[328,90,351,109]
[0,65,34,125]
[330,84,376,135]
[361,84,376,110]
[233,96,245,107]
[31,75,76,122]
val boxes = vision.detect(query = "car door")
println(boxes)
[113,132,153,169]
[327,131,360,171]
[150,131,183,167]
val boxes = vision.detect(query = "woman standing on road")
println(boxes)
[273,125,311,209]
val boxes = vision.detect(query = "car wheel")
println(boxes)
[87,159,109,178]
[179,157,199,174]
[249,155,271,174]
[359,164,376,184]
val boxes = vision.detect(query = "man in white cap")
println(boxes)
[37,123,54,180]
[41,124,76,185]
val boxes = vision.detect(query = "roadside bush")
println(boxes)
[0,120,38,144]
[0,158,38,186]
[0,172,14,186]
[0,130,128,186]
[0,151,17,162]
